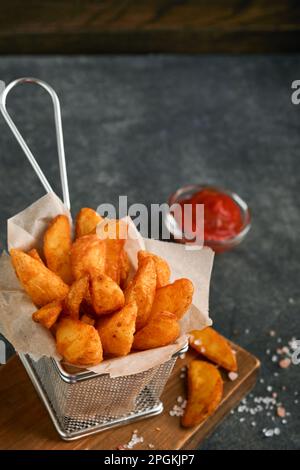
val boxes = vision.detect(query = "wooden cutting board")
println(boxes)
[0,341,260,450]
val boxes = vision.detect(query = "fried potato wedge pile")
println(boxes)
[9,208,196,367]
[182,360,223,427]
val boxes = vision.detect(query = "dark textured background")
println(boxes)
[0,56,299,449]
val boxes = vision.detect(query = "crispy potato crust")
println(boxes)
[138,250,171,288]
[97,301,137,357]
[75,208,103,238]
[56,318,103,366]
[10,249,69,307]
[90,274,125,315]
[132,311,180,350]
[189,328,238,372]
[71,234,106,280]
[125,257,157,330]
[43,215,73,284]
[64,276,89,320]
[32,300,63,329]
[27,248,44,264]
[150,278,194,320]
[181,360,223,427]
[119,250,131,289]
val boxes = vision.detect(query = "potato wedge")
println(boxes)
[119,249,131,289]
[125,257,156,330]
[10,249,69,307]
[181,360,223,427]
[90,274,125,315]
[56,318,103,366]
[189,328,237,372]
[43,215,73,284]
[138,250,170,288]
[71,234,106,280]
[97,301,137,357]
[75,207,103,238]
[99,219,127,284]
[27,248,44,264]
[32,300,63,329]
[132,311,180,350]
[150,279,194,320]
[64,276,89,320]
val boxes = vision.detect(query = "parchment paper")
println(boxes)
[0,193,214,377]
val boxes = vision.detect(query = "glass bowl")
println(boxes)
[164,184,251,253]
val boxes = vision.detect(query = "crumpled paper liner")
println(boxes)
[0,192,214,377]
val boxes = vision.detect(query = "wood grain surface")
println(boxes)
[0,0,299,53]
[0,341,260,450]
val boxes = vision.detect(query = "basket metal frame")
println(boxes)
[19,343,188,441]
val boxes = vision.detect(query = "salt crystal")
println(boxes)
[251,422,256,427]
[240,417,245,422]
[270,330,276,337]
[264,429,274,437]
[277,338,282,344]
[177,396,183,403]
[279,358,291,369]
[274,427,281,436]
[272,355,278,362]
[179,353,186,360]
[260,378,265,384]
[245,329,250,335]
[194,339,202,346]
[266,349,271,355]
[288,297,295,305]
[148,443,154,449]
[267,386,273,392]
[228,372,239,381]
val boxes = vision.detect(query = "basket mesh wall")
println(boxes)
[28,355,177,437]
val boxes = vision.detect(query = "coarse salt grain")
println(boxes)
[277,406,286,418]
[228,372,238,381]
[279,358,291,369]
[123,430,144,449]
[179,353,186,360]
[270,330,276,337]
[194,339,202,346]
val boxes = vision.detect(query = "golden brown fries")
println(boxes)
[119,249,131,289]
[75,207,103,238]
[150,279,194,320]
[97,301,137,357]
[138,250,171,288]
[133,311,180,350]
[10,249,69,307]
[56,318,103,366]
[181,360,223,428]
[90,274,125,315]
[71,234,106,280]
[125,257,157,330]
[32,300,63,329]
[189,328,237,372]
[100,219,127,284]
[43,215,73,285]
[27,248,44,264]
[64,276,89,320]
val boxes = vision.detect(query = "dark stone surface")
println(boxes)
[0,56,299,450]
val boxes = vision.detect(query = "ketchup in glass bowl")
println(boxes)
[165,185,251,253]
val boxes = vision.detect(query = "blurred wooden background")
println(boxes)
[0,0,300,54]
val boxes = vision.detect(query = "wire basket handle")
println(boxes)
[0,77,70,210]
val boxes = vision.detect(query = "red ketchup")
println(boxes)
[178,188,243,251]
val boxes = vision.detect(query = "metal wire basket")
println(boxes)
[0,78,188,440]
[19,344,187,441]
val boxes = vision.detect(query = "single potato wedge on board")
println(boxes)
[10,249,69,307]
[56,318,103,366]
[43,214,73,285]
[150,278,194,320]
[71,234,106,280]
[90,274,125,315]
[181,360,223,428]
[132,311,180,350]
[32,300,63,329]
[138,250,171,288]
[75,208,103,238]
[97,301,137,357]
[189,328,238,372]
[125,257,157,330]
[64,276,89,320]
[27,248,44,264]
